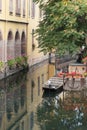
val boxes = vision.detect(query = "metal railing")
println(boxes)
[55,54,76,70]
[55,54,76,64]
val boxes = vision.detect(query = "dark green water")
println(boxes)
[0,68,87,130]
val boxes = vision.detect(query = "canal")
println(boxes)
[0,62,87,130]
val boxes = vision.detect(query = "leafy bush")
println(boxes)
[15,57,23,66]
[7,59,16,68]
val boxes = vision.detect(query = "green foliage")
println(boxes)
[22,56,28,63]
[7,59,16,68]
[0,61,4,70]
[15,57,23,65]
[35,0,87,55]
[0,61,4,68]
[7,56,28,69]
[15,56,28,68]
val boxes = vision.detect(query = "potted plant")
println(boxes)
[7,59,16,69]
[15,57,23,68]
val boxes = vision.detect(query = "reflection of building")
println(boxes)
[0,61,55,130]
[0,72,28,130]
[27,62,49,130]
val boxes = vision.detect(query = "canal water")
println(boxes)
[0,62,87,130]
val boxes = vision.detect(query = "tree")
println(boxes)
[34,0,87,56]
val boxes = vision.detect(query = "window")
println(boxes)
[32,29,35,51]
[31,0,35,18]
[42,74,44,84]
[0,0,2,11]
[31,80,35,103]
[9,0,13,14]
[16,0,21,15]
[28,0,30,16]
[23,0,25,16]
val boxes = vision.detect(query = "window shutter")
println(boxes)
[18,0,21,14]
[16,0,21,15]
[31,0,35,18]
[0,0,2,11]
[23,0,25,16]
[9,0,13,13]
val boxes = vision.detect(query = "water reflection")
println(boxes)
[0,71,27,130]
[0,62,49,130]
[36,90,87,130]
[1,62,87,130]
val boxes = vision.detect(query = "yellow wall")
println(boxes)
[27,2,48,66]
[27,62,49,130]
[0,0,28,23]
[48,64,55,78]
[0,0,48,66]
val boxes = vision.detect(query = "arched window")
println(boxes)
[15,31,21,58]
[7,31,14,60]
[21,31,26,56]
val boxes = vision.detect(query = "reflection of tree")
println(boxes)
[36,92,87,130]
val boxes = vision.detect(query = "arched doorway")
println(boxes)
[7,31,14,60]
[15,31,21,58]
[0,31,3,61]
[21,31,26,56]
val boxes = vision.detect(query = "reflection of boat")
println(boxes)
[43,77,66,91]
[42,87,63,98]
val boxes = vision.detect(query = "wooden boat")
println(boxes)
[43,77,66,91]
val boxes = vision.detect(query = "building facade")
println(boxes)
[27,0,48,66]
[0,0,48,77]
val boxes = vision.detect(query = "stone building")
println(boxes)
[0,0,48,78]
